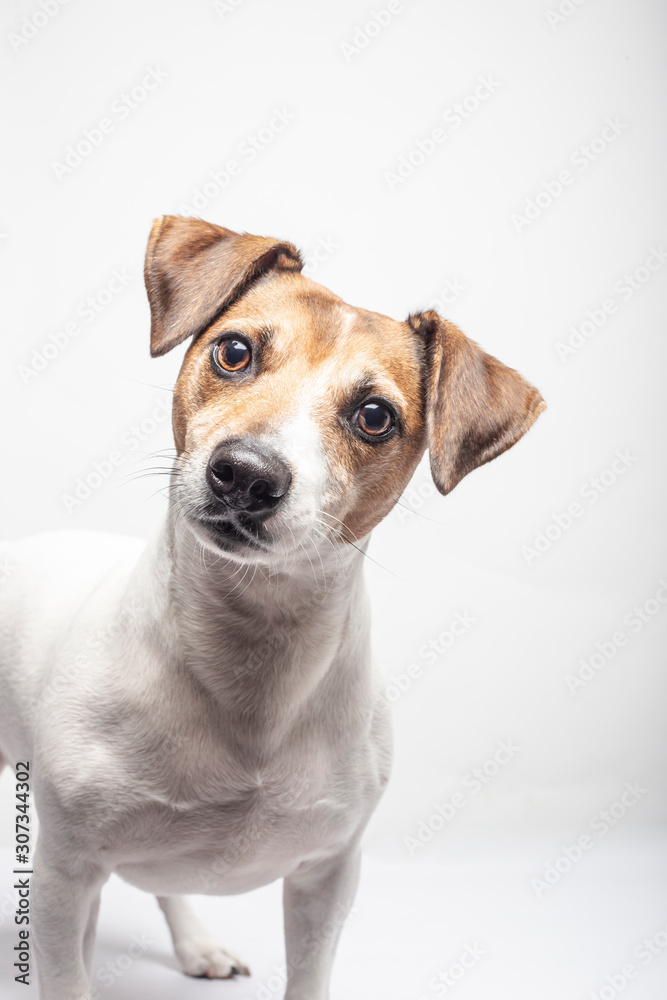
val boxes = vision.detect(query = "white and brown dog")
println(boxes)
[0,216,545,999]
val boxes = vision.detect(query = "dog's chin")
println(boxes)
[188,514,275,564]
[186,512,338,570]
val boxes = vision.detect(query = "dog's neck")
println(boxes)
[141,510,374,758]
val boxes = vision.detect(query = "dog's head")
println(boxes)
[144,216,545,564]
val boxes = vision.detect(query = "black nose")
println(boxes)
[207,439,292,514]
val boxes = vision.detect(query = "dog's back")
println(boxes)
[0,531,143,765]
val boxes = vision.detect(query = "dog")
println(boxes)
[0,215,545,999]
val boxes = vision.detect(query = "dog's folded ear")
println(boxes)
[144,215,303,357]
[408,310,545,495]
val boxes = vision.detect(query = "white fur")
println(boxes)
[0,431,392,999]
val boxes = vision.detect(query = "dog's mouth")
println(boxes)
[196,513,271,553]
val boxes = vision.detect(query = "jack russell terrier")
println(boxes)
[0,216,545,999]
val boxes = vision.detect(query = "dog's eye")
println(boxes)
[214,338,251,373]
[355,402,394,438]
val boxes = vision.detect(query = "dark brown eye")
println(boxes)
[355,402,394,437]
[215,338,251,373]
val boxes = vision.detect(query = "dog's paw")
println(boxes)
[177,937,250,979]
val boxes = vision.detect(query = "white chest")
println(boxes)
[109,764,368,895]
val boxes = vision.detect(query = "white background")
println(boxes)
[1,0,666,997]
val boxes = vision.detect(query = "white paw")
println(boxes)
[177,937,250,979]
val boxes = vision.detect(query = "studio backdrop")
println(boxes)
[1,1,665,999]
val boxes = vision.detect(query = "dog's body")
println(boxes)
[1,522,382,988]
[0,217,544,999]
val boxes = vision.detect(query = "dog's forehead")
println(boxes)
[222,272,421,376]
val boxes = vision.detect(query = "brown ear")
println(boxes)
[144,215,303,357]
[409,310,546,495]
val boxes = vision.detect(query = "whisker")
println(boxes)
[310,520,347,574]
[314,508,361,542]
[118,377,176,394]
[308,525,347,595]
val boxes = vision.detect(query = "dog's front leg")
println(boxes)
[282,845,361,1000]
[33,840,108,1000]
